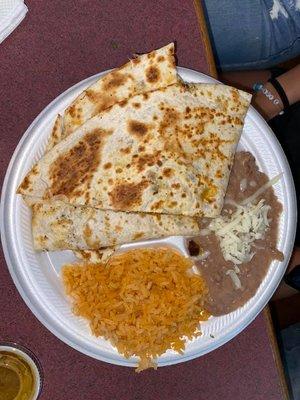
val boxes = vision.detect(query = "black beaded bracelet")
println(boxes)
[268,77,290,112]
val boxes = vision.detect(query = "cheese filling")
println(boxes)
[207,172,282,269]
[209,199,271,265]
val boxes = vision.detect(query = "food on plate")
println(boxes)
[188,152,283,315]
[19,43,251,268]
[14,41,285,370]
[62,247,210,372]
[18,82,251,218]
[73,248,115,263]
[46,43,177,152]
[63,43,177,137]
[40,43,178,261]
[32,199,199,251]
[45,114,63,152]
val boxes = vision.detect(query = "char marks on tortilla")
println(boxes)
[28,43,197,256]
[62,43,177,137]
[46,115,63,152]
[31,199,200,251]
[19,83,251,218]
[48,129,110,201]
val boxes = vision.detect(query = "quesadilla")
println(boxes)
[62,43,177,137]
[19,83,251,218]
[44,112,115,259]
[32,200,199,251]
[27,44,186,258]
[46,115,63,152]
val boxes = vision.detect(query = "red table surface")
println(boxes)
[0,1,286,399]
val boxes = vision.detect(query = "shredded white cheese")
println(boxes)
[226,269,242,289]
[241,173,282,205]
[234,265,240,273]
[191,250,210,261]
[209,199,271,265]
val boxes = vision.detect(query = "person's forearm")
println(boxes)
[252,65,300,120]
[219,70,271,92]
[277,64,300,105]
[252,82,284,120]
[221,65,300,120]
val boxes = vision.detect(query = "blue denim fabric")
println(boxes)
[202,0,300,70]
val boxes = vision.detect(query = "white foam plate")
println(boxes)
[1,68,297,367]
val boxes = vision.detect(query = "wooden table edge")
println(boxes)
[264,307,290,400]
[192,0,217,78]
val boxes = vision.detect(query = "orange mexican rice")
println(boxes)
[62,247,210,371]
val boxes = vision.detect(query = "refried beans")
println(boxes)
[189,151,283,316]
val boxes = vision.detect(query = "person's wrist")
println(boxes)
[252,82,284,120]
[276,65,300,105]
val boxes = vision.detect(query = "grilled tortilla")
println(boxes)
[19,83,251,218]
[32,200,199,251]
[44,112,115,259]
[62,43,177,137]
[46,115,64,152]
[29,45,182,257]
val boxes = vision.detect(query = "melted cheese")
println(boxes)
[209,199,271,265]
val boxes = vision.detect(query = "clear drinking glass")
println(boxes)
[0,342,43,400]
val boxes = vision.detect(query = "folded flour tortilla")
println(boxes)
[20,44,251,259]
[62,43,177,137]
[45,115,63,152]
[19,83,251,218]
[32,200,199,251]
[24,43,184,258]
[46,43,177,149]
